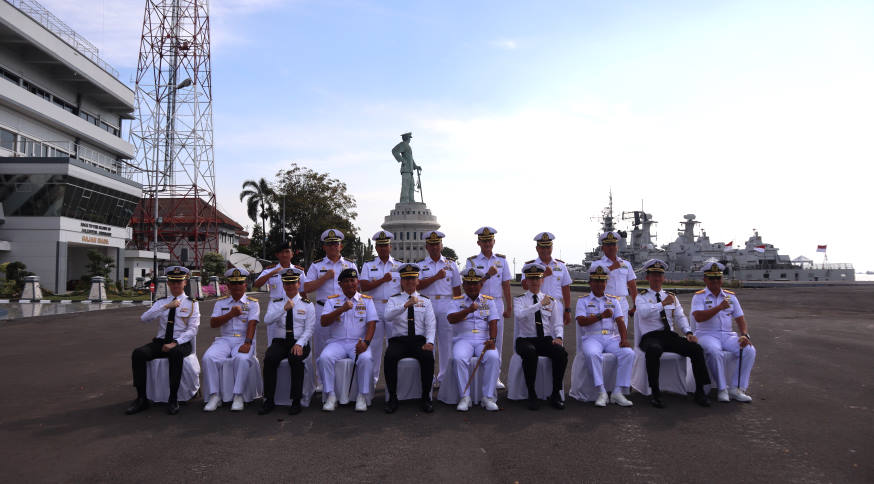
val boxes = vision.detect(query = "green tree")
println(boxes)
[85,250,115,279]
[239,178,274,259]
[441,246,458,261]
[202,252,227,280]
[272,164,360,268]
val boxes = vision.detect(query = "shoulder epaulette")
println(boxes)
[301,297,311,303]
[217,295,229,300]
[391,293,402,297]
[453,295,464,300]
[327,294,340,299]
[447,256,457,262]
[724,290,735,295]
[246,296,258,302]
[467,255,476,260]
[639,288,648,294]
[482,295,494,300]
[313,257,324,264]
[525,259,535,264]
[419,295,430,299]
[515,293,525,299]
[294,264,305,270]
[360,294,372,299]
[695,289,706,294]
[496,253,506,258]
[556,259,565,263]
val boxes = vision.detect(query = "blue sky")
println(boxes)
[39,0,874,271]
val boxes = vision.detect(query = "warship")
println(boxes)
[582,194,855,283]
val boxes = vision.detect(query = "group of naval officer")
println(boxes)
[126,225,757,415]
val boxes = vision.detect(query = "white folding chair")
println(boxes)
[327,358,375,406]
[630,312,694,395]
[267,325,315,407]
[218,336,263,403]
[506,317,565,401]
[396,357,424,401]
[146,335,200,403]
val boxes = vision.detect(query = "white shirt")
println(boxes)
[257,264,307,299]
[521,257,572,300]
[417,255,462,297]
[306,256,355,303]
[598,255,636,297]
[140,294,200,344]
[691,288,744,332]
[634,289,691,336]
[575,293,626,336]
[323,292,378,342]
[464,253,511,298]
[513,291,563,339]
[211,294,260,338]
[449,294,499,341]
[263,293,316,346]
[384,291,437,343]
[359,256,401,303]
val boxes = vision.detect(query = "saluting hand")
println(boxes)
[228,305,243,317]
[543,266,553,277]
[601,308,613,319]
[164,298,181,310]
[382,272,393,283]
[608,259,622,270]
[662,293,676,306]
[284,299,295,311]
[435,268,446,279]
[469,302,479,312]
[486,266,498,277]
[719,299,731,311]
[322,269,334,280]
[341,300,355,312]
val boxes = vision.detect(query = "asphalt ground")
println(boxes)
[0,285,872,483]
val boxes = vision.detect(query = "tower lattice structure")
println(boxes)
[127,0,217,268]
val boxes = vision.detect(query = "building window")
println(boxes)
[0,65,20,84]
[0,128,14,150]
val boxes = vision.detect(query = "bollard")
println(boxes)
[88,276,107,302]
[208,275,221,297]
[154,276,168,299]
[189,275,204,300]
[22,275,43,302]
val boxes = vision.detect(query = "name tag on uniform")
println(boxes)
[370,268,378,271]
[422,267,430,271]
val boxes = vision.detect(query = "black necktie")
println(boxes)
[407,295,415,337]
[285,303,296,344]
[655,292,671,331]
[533,294,544,338]
[164,301,176,342]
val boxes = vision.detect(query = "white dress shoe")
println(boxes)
[456,396,471,412]
[730,388,753,402]
[322,393,337,412]
[718,389,730,402]
[482,397,499,411]
[595,391,608,407]
[203,393,221,412]
[355,394,368,412]
[231,394,244,411]
[610,392,633,407]
[496,379,506,390]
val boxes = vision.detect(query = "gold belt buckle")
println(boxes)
[601,329,609,335]
[472,329,480,333]
[380,299,388,303]
[233,333,242,337]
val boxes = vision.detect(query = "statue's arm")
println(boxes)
[391,142,404,163]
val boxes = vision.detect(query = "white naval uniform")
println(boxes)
[449,294,501,399]
[384,291,437,343]
[203,295,260,397]
[305,256,356,362]
[514,291,563,339]
[417,255,462,383]
[257,265,308,301]
[574,293,633,392]
[598,255,636,314]
[139,294,200,344]
[359,256,401,384]
[316,292,378,396]
[691,289,756,390]
[634,289,691,336]
[521,258,572,303]
[464,253,512,354]
[263,293,316,344]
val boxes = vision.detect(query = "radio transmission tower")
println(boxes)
[127,0,217,269]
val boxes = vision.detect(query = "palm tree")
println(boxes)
[240,178,273,259]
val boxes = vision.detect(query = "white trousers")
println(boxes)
[433,299,453,383]
[697,331,756,390]
[580,334,633,392]
[202,337,256,396]
[317,339,374,396]
[493,297,506,358]
[453,338,500,399]
[370,301,387,385]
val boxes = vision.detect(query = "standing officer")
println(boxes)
[305,229,356,389]
[259,267,315,416]
[691,261,755,403]
[575,262,634,407]
[317,268,378,412]
[416,230,462,389]
[254,240,306,301]
[359,230,401,387]
[464,226,512,389]
[382,264,437,413]
[635,259,711,408]
[597,231,638,317]
[126,266,200,415]
[447,267,501,412]
[202,268,260,412]
[513,262,567,410]
[522,232,573,325]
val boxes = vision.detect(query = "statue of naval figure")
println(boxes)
[391,132,421,203]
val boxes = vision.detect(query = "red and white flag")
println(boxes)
[723,241,733,251]
[754,245,766,253]
[816,244,827,253]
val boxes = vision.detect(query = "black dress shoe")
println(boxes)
[650,395,665,408]
[125,397,149,415]
[167,400,180,415]
[694,391,711,407]
[258,400,275,415]
[549,394,565,410]
[420,399,434,413]
[289,400,302,415]
[384,397,399,414]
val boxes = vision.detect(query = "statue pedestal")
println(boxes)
[381,202,440,263]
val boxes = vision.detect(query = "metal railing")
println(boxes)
[4,0,120,79]
[13,138,121,174]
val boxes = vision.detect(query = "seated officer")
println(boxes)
[127,266,200,415]
[635,259,711,408]
[691,261,755,403]
[575,262,634,407]
[514,262,567,410]
[202,268,260,412]
[317,268,378,412]
[259,267,315,416]
[447,267,501,412]
[382,264,437,414]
